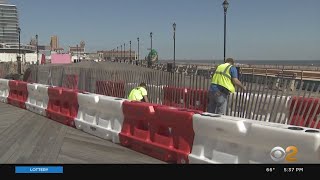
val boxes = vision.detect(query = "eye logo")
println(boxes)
[270,146,298,162]
[270,146,286,161]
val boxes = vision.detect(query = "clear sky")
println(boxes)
[10,0,320,60]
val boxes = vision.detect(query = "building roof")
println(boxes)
[0,0,8,4]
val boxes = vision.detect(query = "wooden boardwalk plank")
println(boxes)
[0,103,164,164]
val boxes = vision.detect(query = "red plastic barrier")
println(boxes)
[7,80,28,109]
[152,106,202,163]
[119,101,202,163]
[291,115,320,129]
[187,89,208,112]
[46,87,78,127]
[120,101,154,148]
[162,87,188,108]
[289,97,320,128]
[63,74,79,90]
[95,81,125,98]
[113,81,125,98]
[96,81,112,96]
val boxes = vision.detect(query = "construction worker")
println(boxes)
[128,82,149,102]
[208,58,246,115]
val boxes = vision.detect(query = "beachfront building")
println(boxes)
[0,0,37,57]
[0,0,18,44]
[0,0,47,64]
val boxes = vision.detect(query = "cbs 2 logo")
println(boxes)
[270,146,298,162]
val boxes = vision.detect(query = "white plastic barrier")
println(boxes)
[25,83,49,116]
[75,93,125,143]
[189,113,320,164]
[0,79,9,103]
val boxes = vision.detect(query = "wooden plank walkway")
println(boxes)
[0,103,164,164]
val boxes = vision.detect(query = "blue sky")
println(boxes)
[10,0,320,60]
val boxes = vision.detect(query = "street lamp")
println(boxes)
[120,45,122,62]
[149,32,153,68]
[129,40,132,64]
[124,43,126,62]
[112,49,115,61]
[76,45,79,62]
[137,37,140,65]
[173,22,176,71]
[36,34,39,65]
[117,46,119,62]
[222,0,229,63]
[17,27,21,75]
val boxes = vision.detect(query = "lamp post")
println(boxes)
[117,46,119,62]
[76,44,79,62]
[129,40,132,64]
[124,43,126,62]
[17,27,21,75]
[120,45,122,62]
[137,37,140,65]
[112,49,115,61]
[36,34,39,65]
[149,32,153,68]
[173,23,176,71]
[222,0,229,63]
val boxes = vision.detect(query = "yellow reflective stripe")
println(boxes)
[223,64,232,74]
[215,64,232,79]
[214,71,231,79]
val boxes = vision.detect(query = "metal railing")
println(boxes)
[21,61,320,128]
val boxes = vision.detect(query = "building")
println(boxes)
[0,0,19,44]
[50,35,59,51]
[0,0,37,54]
[69,41,85,56]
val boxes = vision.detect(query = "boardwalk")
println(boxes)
[0,103,164,164]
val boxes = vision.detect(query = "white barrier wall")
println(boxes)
[75,93,125,143]
[25,53,38,64]
[0,53,40,64]
[189,113,320,164]
[0,53,18,62]
[25,83,49,116]
[0,79,9,103]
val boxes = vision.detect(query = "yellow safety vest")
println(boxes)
[211,63,235,93]
[128,86,145,101]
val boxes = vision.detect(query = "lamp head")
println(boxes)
[222,0,229,12]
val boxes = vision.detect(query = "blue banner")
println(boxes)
[15,166,63,174]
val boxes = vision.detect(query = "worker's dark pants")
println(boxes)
[207,91,228,115]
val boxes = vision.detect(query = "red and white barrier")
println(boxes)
[75,93,125,143]
[189,113,320,164]
[119,101,202,163]
[0,79,9,103]
[26,83,49,116]
[46,87,79,127]
[7,80,28,109]
[1,78,320,164]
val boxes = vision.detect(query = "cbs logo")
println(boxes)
[270,146,298,162]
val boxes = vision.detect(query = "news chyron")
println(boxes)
[15,166,63,174]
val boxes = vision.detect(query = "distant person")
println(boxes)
[128,82,149,102]
[208,58,246,115]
